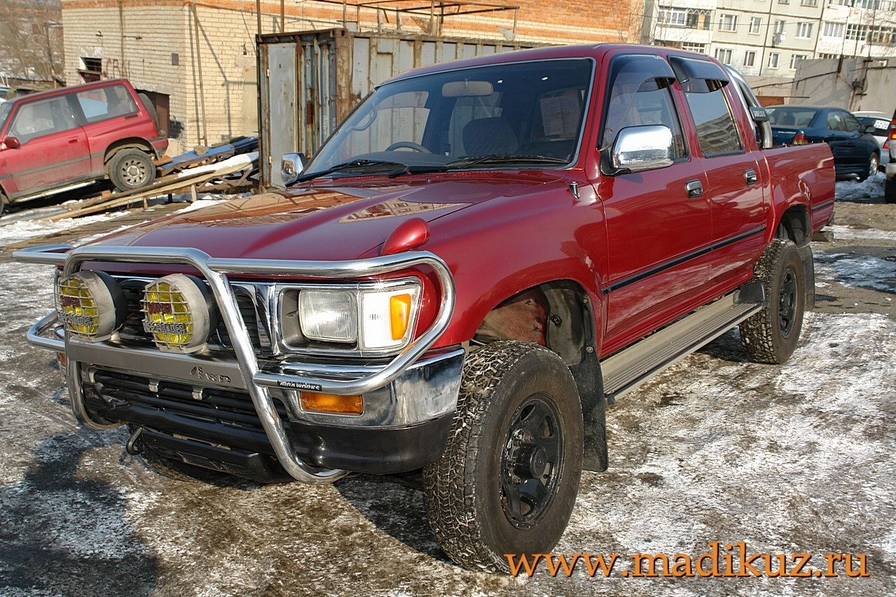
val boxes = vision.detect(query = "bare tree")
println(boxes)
[0,0,64,88]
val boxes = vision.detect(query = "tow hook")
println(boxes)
[126,426,144,455]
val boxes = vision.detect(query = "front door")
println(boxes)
[2,94,88,199]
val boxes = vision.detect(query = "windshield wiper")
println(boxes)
[297,159,411,182]
[445,155,570,170]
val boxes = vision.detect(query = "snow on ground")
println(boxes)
[834,172,886,203]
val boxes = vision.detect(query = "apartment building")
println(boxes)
[647,0,896,100]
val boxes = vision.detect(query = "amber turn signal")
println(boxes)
[300,392,364,415]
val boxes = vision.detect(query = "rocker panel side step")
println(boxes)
[601,286,764,403]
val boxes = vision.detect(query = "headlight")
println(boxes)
[55,271,125,341]
[141,274,216,353]
[288,282,421,352]
[298,289,358,343]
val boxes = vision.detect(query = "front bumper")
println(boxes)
[16,244,460,483]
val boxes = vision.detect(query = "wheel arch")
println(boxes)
[471,279,608,472]
[103,138,158,168]
[775,204,811,247]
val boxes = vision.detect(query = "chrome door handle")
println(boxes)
[744,169,758,185]
[686,180,703,198]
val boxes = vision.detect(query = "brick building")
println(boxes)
[61,0,644,156]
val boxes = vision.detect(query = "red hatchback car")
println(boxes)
[0,79,167,214]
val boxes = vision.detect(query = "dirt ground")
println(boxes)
[0,179,893,597]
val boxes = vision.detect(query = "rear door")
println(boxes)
[1,94,88,199]
[670,56,767,289]
[824,109,860,172]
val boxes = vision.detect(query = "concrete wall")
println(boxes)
[792,56,896,113]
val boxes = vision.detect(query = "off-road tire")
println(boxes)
[108,148,156,191]
[739,239,806,364]
[0,192,7,217]
[423,341,583,573]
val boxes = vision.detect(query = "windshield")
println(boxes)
[303,58,593,179]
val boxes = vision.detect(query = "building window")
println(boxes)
[714,48,733,63]
[774,20,786,35]
[79,57,102,83]
[846,24,868,40]
[749,17,762,34]
[768,52,780,68]
[801,0,818,5]
[779,0,790,4]
[658,9,687,27]
[719,14,738,32]
[796,23,814,38]
[823,22,845,38]
[870,26,896,44]
[790,54,806,69]
[744,51,757,67]
[680,42,707,53]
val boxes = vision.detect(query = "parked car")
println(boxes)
[15,44,836,572]
[886,107,896,204]
[854,110,891,168]
[768,105,880,180]
[0,79,168,214]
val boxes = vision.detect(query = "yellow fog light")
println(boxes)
[141,274,215,353]
[300,392,363,415]
[55,271,125,341]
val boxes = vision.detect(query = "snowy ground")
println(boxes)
[0,177,893,596]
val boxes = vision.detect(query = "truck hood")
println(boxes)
[83,175,550,261]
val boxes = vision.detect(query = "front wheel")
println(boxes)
[739,239,806,364]
[858,152,879,181]
[423,341,583,572]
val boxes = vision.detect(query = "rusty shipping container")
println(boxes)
[257,28,538,187]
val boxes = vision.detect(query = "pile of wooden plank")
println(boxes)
[43,137,259,221]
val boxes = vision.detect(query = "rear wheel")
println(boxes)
[0,192,7,217]
[740,239,806,364]
[423,341,583,572]
[108,148,156,191]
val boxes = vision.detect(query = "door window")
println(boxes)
[8,96,77,143]
[680,79,743,156]
[601,55,687,161]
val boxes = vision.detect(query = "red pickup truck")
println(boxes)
[16,44,835,573]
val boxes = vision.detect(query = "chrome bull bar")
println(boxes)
[14,244,457,485]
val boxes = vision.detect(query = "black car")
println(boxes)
[768,106,880,180]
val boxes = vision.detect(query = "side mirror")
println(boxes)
[280,153,308,186]
[611,125,674,173]
[1,136,20,150]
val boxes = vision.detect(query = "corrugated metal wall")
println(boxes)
[258,28,538,187]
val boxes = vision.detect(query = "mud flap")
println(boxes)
[797,243,816,311]
[570,352,608,472]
